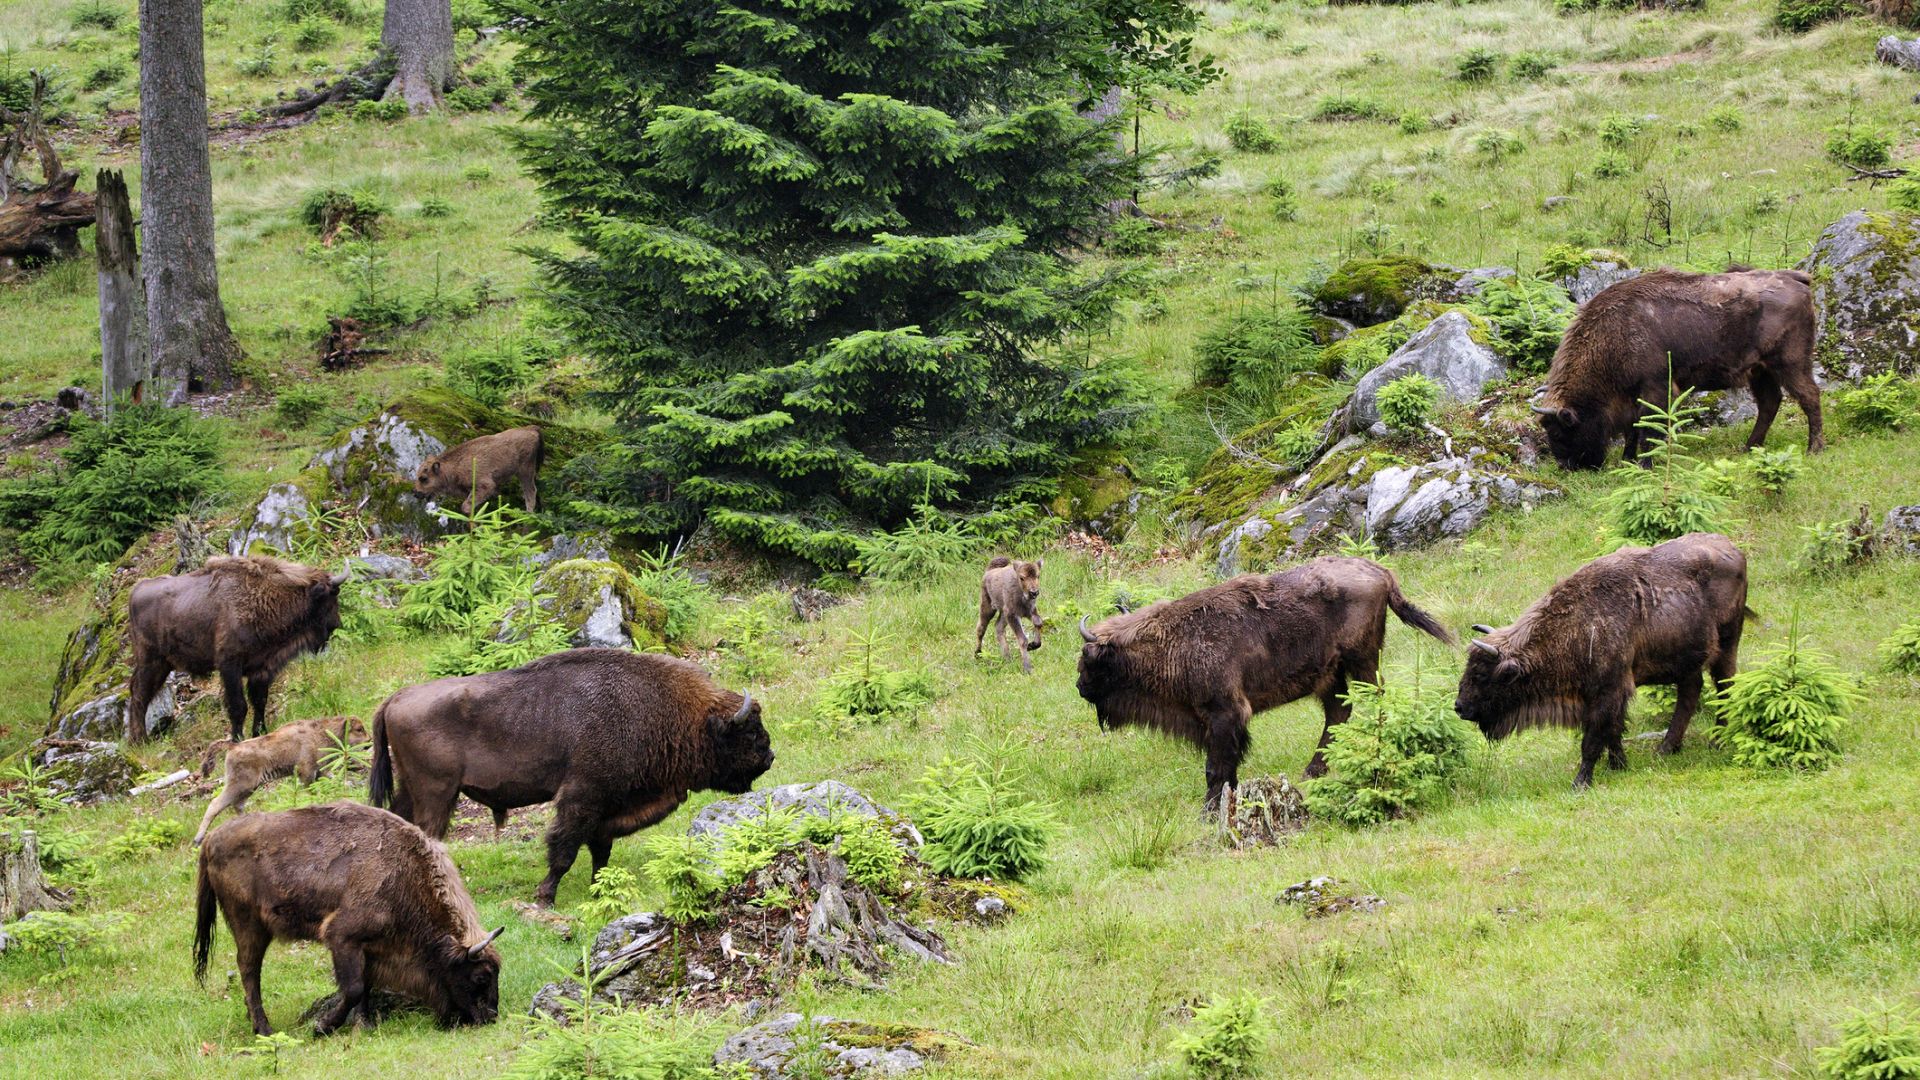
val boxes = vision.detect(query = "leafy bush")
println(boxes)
[1592,152,1632,179]
[577,866,646,927]
[1171,992,1272,1078]
[1397,111,1429,135]
[505,997,728,1080]
[1302,682,1477,826]
[642,834,722,922]
[1818,1003,1920,1080]
[446,340,538,407]
[1376,373,1441,433]
[1472,128,1524,160]
[401,505,544,631]
[1775,0,1857,31]
[810,626,936,728]
[0,910,130,962]
[1194,307,1322,398]
[1879,621,1920,674]
[462,163,495,183]
[1466,275,1574,373]
[291,17,335,50]
[298,185,388,242]
[630,548,712,642]
[447,84,499,112]
[1707,105,1744,132]
[1106,216,1165,256]
[1836,373,1915,431]
[274,384,330,429]
[1742,445,1805,500]
[1224,111,1281,153]
[352,98,408,123]
[1801,506,1879,577]
[904,739,1057,881]
[99,818,185,861]
[1827,125,1892,169]
[71,2,124,30]
[833,816,906,893]
[1599,113,1643,147]
[235,42,277,78]
[1511,50,1559,79]
[1263,176,1300,221]
[83,60,127,91]
[1711,631,1855,771]
[1272,419,1324,468]
[1455,48,1501,82]
[332,243,417,328]
[851,504,987,584]
[1312,95,1389,122]
[450,0,492,32]
[1603,390,1734,545]
[418,195,455,218]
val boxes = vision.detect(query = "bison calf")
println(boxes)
[414,425,544,516]
[128,556,346,744]
[194,802,503,1036]
[369,648,775,906]
[193,715,369,845]
[974,556,1045,674]
[1455,532,1752,789]
[1076,557,1455,806]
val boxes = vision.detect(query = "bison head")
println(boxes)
[708,693,775,795]
[1534,400,1609,471]
[1454,630,1527,739]
[309,572,348,648]
[413,458,445,497]
[1016,559,1043,606]
[429,926,503,1028]
[1075,617,1127,731]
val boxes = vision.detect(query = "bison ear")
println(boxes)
[1493,657,1525,683]
[1032,558,1044,572]
[1556,406,1577,426]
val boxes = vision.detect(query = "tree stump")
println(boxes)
[96,169,150,411]
[0,72,96,279]
[2,830,72,923]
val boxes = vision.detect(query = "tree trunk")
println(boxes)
[96,169,150,412]
[140,0,244,399]
[1,830,71,923]
[382,0,455,113]
[0,71,96,279]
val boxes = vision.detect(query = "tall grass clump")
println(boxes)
[1711,630,1856,771]
[505,993,726,1080]
[1836,373,1914,431]
[1603,388,1733,544]
[1816,1002,1920,1080]
[1170,992,1273,1078]
[904,737,1057,881]
[1303,682,1476,826]
[1224,111,1281,153]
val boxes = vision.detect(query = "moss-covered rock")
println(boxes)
[1801,209,1920,380]
[715,1013,970,1077]
[1312,255,1450,326]
[499,558,666,651]
[1051,450,1138,539]
[33,739,141,803]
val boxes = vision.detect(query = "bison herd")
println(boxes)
[138,268,1825,1037]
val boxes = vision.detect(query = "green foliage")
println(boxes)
[1800,506,1879,578]
[1472,128,1524,160]
[97,818,184,861]
[1302,682,1477,826]
[1827,126,1892,169]
[1312,95,1390,122]
[1171,992,1272,1078]
[1599,114,1643,148]
[1818,1003,1920,1080]
[0,911,129,963]
[503,0,1173,565]
[809,625,936,728]
[401,504,544,631]
[352,98,409,123]
[291,17,336,51]
[282,0,356,20]
[274,384,331,429]
[1396,111,1429,135]
[299,185,389,240]
[1106,216,1166,257]
[1193,306,1322,398]
[1602,389,1734,545]
[418,195,455,218]
[834,816,906,893]
[449,0,492,32]
[577,866,646,928]
[505,996,728,1080]
[1224,111,1281,153]
[1263,176,1300,221]
[1836,373,1915,431]
[714,806,803,886]
[904,738,1057,881]
[1271,419,1324,468]
[1465,275,1573,373]
[712,594,785,679]
[1878,621,1920,675]
[630,548,711,643]
[1707,105,1744,132]
[1776,0,1858,31]
[1455,48,1501,83]
[426,578,574,677]
[446,339,542,407]
[330,243,417,328]
[1511,51,1559,79]
[83,59,127,91]
[851,504,982,584]
[71,2,124,30]
[0,759,70,816]
[1744,445,1805,500]
[235,41,278,78]
[1711,631,1855,771]
[1592,152,1632,179]
[318,727,370,779]
[447,85,499,112]
[235,1032,303,1075]
[0,403,223,571]
[1376,373,1441,433]
[642,834,721,922]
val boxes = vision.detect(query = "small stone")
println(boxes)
[972,896,1008,919]
[1541,195,1573,210]
[1884,505,1920,555]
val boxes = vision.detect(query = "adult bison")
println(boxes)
[1075,557,1455,805]
[194,801,503,1036]
[1454,532,1752,789]
[369,648,774,906]
[1534,268,1823,469]
[127,556,347,744]
[414,425,543,516]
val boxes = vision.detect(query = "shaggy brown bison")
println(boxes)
[1076,557,1455,804]
[194,715,369,845]
[414,425,544,516]
[975,556,1045,674]
[369,648,774,906]
[127,556,347,744]
[1535,268,1823,469]
[1454,532,1752,790]
[193,801,503,1035]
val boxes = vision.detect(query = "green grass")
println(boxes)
[5,0,1920,1073]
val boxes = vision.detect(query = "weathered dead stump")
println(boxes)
[1213,775,1309,848]
[96,169,149,410]
[0,73,95,279]
[2,829,73,923]
[319,316,387,370]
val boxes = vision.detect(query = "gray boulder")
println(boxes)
[1363,455,1559,550]
[528,533,613,570]
[34,740,141,804]
[346,553,427,582]
[1449,266,1515,297]
[1345,312,1507,436]
[1877,35,1920,71]
[1885,505,1920,555]
[1800,210,1920,380]
[691,781,913,847]
[715,1014,965,1078]
[228,482,314,557]
[1559,261,1640,306]
[49,672,186,741]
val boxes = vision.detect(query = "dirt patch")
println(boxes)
[1566,46,1712,75]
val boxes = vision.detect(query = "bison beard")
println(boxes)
[368,648,775,906]
[193,802,503,1036]
[127,556,346,744]
[1075,557,1454,806]
[1454,532,1753,789]
[1535,268,1823,470]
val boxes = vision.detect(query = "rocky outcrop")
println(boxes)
[715,1014,968,1078]
[1877,35,1920,71]
[1801,210,1920,380]
[690,780,915,848]
[1051,452,1139,540]
[494,558,666,651]
[1312,255,1457,327]
[1551,250,1639,306]
[1342,312,1507,436]
[33,740,140,804]
[1885,504,1920,555]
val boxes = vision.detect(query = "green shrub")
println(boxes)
[352,97,408,123]
[1707,105,1744,132]
[332,243,418,328]
[642,833,722,922]
[1455,48,1501,83]
[1396,111,1429,135]
[850,505,980,583]
[1312,95,1389,122]
[1888,178,1920,212]
[1827,126,1892,169]
[1194,307,1322,397]
[1836,373,1915,431]
[626,547,710,642]
[1262,176,1300,221]
[1472,128,1524,160]
[1376,373,1441,433]
[1818,1003,1920,1080]
[1801,506,1879,577]
[298,185,388,241]
[1592,152,1632,179]
[1466,275,1573,373]
[83,60,127,91]
[1879,621,1920,674]
[450,0,492,32]
[1171,992,1272,1078]
[1302,682,1477,826]
[834,816,906,893]
[0,910,130,962]
[98,818,185,860]
[1224,110,1281,153]
[291,18,336,51]
[401,504,544,631]
[446,84,497,112]
[1511,50,1559,79]
[1106,216,1165,256]
[235,42,277,78]
[282,0,356,21]
[418,195,455,218]
[1598,113,1642,148]
[462,163,495,183]
[446,340,538,407]
[1775,0,1857,32]
[71,2,124,30]
[904,738,1057,881]
[274,384,330,429]
[1272,418,1324,468]
[1711,631,1855,771]
[1602,390,1734,544]
[1743,445,1805,500]
[809,625,936,728]
[506,1000,727,1080]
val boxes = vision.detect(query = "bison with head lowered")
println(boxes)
[1076,557,1454,805]
[1455,532,1752,789]
[127,555,346,744]
[369,648,774,905]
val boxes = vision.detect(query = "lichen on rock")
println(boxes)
[714,1013,969,1078]
[1801,209,1920,381]
[496,558,666,651]
[1312,255,1453,327]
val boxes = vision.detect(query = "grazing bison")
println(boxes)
[193,715,369,845]
[127,556,347,744]
[369,648,774,906]
[1454,532,1752,789]
[1075,557,1455,804]
[193,801,503,1035]
[1535,268,1823,469]
[974,556,1045,674]
[414,425,544,516]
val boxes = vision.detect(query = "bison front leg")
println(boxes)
[1657,669,1706,756]
[1573,691,1630,791]
[126,661,168,744]
[315,943,370,1035]
[245,676,272,738]
[219,666,249,743]
[1202,702,1252,811]
[1009,613,1034,675]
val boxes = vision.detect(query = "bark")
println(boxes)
[382,0,456,113]
[1,830,71,923]
[96,169,150,412]
[0,72,96,278]
[140,0,244,398]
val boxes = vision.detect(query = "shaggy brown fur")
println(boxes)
[414,425,544,515]
[1076,557,1455,804]
[127,556,346,744]
[975,556,1045,674]
[368,648,775,906]
[193,802,503,1035]
[1455,532,1753,790]
[1537,269,1823,469]
[193,716,369,845]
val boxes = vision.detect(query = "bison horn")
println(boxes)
[468,926,504,959]
[329,572,349,588]
[1116,598,1132,614]
[1531,404,1559,416]
[1470,639,1501,657]
[1079,615,1096,643]
[1472,623,1495,635]
[730,693,754,725]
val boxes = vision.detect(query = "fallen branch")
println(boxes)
[1846,165,1908,182]
[130,769,193,797]
[267,53,397,120]
[0,71,95,274]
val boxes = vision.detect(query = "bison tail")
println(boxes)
[533,427,547,470]
[193,848,216,985]
[1387,578,1456,646]
[1743,605,1761,623]
[368,700,394,809]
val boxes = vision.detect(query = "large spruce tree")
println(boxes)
[504,0,1203,565]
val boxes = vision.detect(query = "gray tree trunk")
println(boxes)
[140,0,244,399]
[96,169,149,412]
[1,830,70,923]
[382,0,455,113]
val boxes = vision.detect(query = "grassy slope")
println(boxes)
[4,0,1920,1075]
